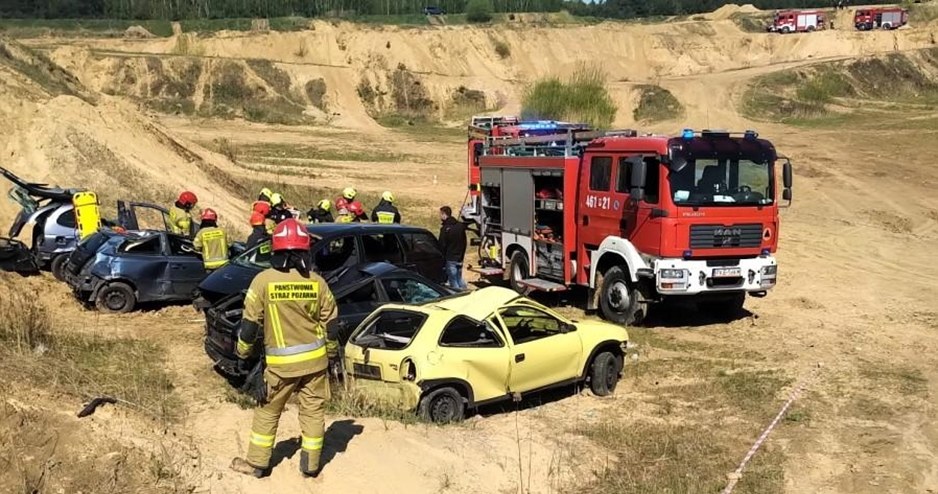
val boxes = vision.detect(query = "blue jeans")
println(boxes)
[445,261,467,290]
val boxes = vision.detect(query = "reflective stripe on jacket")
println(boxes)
[193,226,230,270]
[241,268,338,377]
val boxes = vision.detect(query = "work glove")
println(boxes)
[240,360,268,405]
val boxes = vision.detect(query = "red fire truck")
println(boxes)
[766,9,826,33]
[854,7,908,30]
[462,123,793,324]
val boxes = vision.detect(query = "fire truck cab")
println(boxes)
[463,124,793,325]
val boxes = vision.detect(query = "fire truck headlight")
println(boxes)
[660,269,687,280]
[761,265,777,276]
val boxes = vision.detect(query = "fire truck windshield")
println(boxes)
[669,158,773,206]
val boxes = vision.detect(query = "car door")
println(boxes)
[164,234,207,299]
[435,315,511,404]
[495,303,582,394]
[397,232,446,283]
[113,233,170,299]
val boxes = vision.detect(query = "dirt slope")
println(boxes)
[0,37,249,233]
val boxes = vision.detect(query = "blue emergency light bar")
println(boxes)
[682,128,694,139]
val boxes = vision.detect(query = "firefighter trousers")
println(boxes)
[246,368,330,470]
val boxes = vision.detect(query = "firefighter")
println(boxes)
[268,193,293,224]
[253,188,273,211]
[370,191,401,224]
[307,199,334,223]
[334,187,356,213]
[246,204,271,249]
[230,218,338,479]
[169,191,198,237]
[193,209,230,271]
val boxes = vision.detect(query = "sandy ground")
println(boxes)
[2,4,938,493]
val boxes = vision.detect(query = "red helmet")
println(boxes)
[178,191,198,207]
[252,201,271,216]
[271,218,310,252]
[201,208,218,222]
[349,201,364,216]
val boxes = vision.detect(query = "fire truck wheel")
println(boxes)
[599,266,644,326]
[508,250,529,294]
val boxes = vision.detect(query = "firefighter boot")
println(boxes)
[299,450,322,478]
[230,457,268,478]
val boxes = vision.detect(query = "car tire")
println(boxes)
[589,351,622,396]
[507,250,529,294]
[50,254,69,282]
[598,266,645,326]
[418,386,465,424]
[96,282,136,314]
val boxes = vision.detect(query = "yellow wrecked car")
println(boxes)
[342,286,629,423]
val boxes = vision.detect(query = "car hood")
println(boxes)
[197,262,262,305]
[573,320,630,343]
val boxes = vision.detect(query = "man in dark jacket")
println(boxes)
[438,206,468,290]
[371,191,401,224]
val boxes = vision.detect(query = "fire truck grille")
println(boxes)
[690,224,763,249]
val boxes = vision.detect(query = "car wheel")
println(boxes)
[508,250,529,294]
[418,386,465,424]
[96,282,136,313]
[598,266,645,326]
[50,254,69,282]
[589,351,622,396]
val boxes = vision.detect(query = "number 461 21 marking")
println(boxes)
[585,195,611,210]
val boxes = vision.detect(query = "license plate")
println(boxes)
[712,267,741,278]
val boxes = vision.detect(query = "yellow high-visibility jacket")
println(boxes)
[168,206,192,236]
[237,268,338,378]
[193,226,230,270]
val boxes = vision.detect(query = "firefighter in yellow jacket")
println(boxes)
[192,209,229,271]
[230,218,338,479]
[169,191,198,237]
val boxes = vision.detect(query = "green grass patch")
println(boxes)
[0,38,92,102]
[522,63,617,128]
[632,84,684,123]
[909,3,938,23]
[0,277,180,422]
[228,142,411,163]
[732,12,771,33]
[0,18,173,37]
[861,365,928,397]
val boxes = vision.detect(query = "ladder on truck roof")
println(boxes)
[483,127,639,157]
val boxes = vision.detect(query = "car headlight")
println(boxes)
[761,265,777,275]
[659,268,687,280]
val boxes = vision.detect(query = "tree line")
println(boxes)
[0,0,836,20]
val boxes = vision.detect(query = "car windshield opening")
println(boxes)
[232,236,321,269]
[352,310,427,350]
[669,158,773,206]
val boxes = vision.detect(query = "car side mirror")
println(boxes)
[561,322,577,333]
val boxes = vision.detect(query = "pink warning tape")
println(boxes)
[721,365,821,494]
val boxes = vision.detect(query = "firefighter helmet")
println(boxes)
[271,219,310,252]
[201,208,218,222]
[318,199,332,211]
[382,191,395,203]
[270,193,284,207]
[259,187,273,200]
[342,187,357,200]
[177,191,198,208]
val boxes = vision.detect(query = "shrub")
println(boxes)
[522,64,617,128]
[466,0,494,23]
[632,85,685,123]
[493,39,511,59]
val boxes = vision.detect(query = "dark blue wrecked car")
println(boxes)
[66,229,243,313]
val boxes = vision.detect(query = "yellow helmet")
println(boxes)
[318,199,331,211]
[259,187,273,199]
[382,191,394,203]
[270,193,284,207]
[342,187,357,200]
